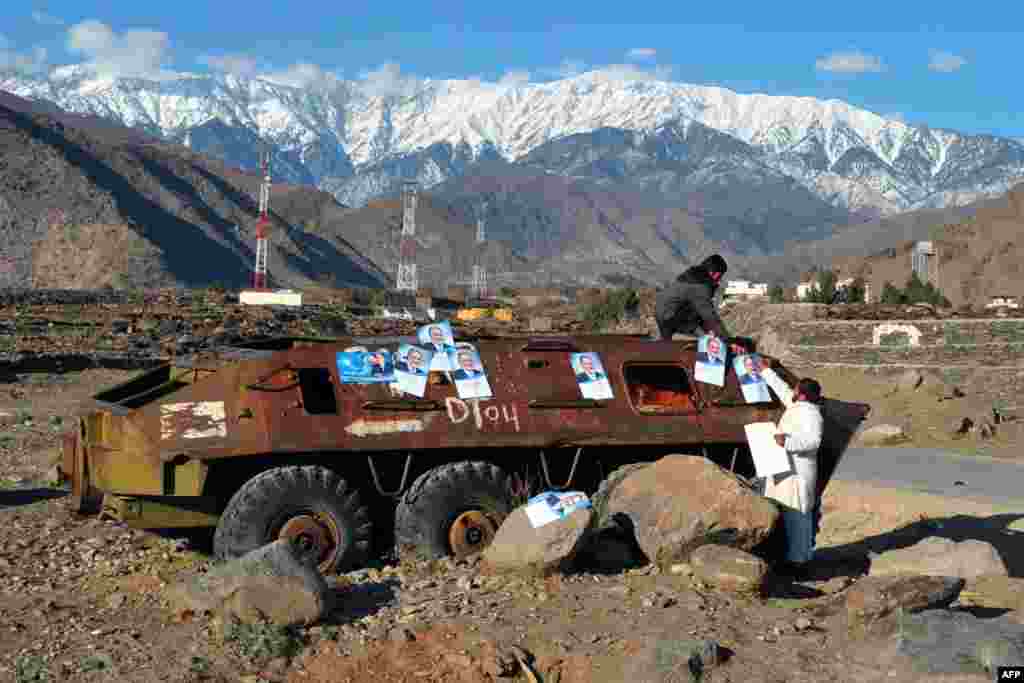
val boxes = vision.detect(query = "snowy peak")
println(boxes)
[3,67,1023,215]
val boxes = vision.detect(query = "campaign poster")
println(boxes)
[417,320,456,371]
[694,334,726,387]
[394,343,433,398]
[336,348,395,384]
[570,352,613,400]
[523,491,592,528]
[447,343,492,399]
[733,353,772,403]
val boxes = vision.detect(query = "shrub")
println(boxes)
[582,288,639,331]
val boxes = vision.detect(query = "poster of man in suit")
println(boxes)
[418,320,456,371]
[694,334,726,386]
[394,343,434,397]
[448,344,492,399]
[733,353,771,403]
[570,352,614,400]
[336,347,395,384]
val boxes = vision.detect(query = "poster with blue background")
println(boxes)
[337,349,395,384]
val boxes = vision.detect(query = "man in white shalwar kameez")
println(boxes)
[759,364,824,568]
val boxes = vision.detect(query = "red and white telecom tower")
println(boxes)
[395,181,419,293]
[252,153,271,290]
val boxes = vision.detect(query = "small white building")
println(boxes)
[723,280,769,300]
[239,289,303,307]
[798,277,859,301]
[985,296,1020,309]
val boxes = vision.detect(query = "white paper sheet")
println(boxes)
[744,422,793,478]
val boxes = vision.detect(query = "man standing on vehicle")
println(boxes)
[654,254,740,348]
[759,365,824,573]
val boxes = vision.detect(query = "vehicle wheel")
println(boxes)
[590,462,652,529]
[394,461,512,561]
[213,465,371,574]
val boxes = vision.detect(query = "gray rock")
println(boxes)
[605,454,779,567]
[482,503,592,575]
[165,537,330,626]
[859,424,908,445]
[689,544,768,595]
[894,370,924,393]
[897,609,1024,676]
[625,637,720,683]
[870,537,1008,580]
[846,574,964,638]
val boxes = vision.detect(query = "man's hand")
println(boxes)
[774,433,787,448]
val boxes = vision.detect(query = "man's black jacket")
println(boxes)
[654,264,729,338]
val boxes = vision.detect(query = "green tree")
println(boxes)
[802,270,837,303]
[846,277,866,303]
[880,281,903,304]
[768,285,785,303]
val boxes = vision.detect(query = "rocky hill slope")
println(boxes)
[0,91,387,290]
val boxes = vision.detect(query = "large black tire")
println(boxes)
[394,461,512,561]
[213,465,371,574]
[590,462,652,529]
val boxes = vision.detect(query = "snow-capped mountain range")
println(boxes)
[4,65,1024,218]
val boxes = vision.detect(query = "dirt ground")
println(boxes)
[2,368,1023,683]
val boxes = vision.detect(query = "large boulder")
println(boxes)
[166,537,331,627]
[959,575,1024,613]
[845,574,964,638]
[689,544,768,595]
[897,609,1024,676]
[869,537,1008,580]
[605,454,779,568]
[858,424,909,445]
[482,504,593,575]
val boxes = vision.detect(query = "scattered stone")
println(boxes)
[669,563,693,577]
[165,537,330,627]
[897,609,1024,676]
[689,545,768,595]
[869,537,1008,580]
[389,626,416,643]
[794,617,813,631]
[894,370,924,393]
[959,575,1024,613]
[859,424,908,446]
[482,504,592,575]
[605,454,779,567]
[845,574,964,638]
[625,637,720,683]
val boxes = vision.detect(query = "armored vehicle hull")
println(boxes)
[60,334,869,572]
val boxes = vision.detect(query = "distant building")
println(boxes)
[517,287,562,308]
[912,241,938,286]
[985,296,1020,309]
[723,280,769,300]
[796,281,816,300]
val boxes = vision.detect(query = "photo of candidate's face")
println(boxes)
[406,348,424,370]
[707,337,722,358]
[369,353,385,366]
[579,354,595,374]
[743,354,763,378]
[429,326,445,344]
[457,350,476,372]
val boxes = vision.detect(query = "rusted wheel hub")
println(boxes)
[278,514,340,570]
[448,510,498,560]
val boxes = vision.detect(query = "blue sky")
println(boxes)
[2,1,1022,139]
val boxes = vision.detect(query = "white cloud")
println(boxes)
[815,50,884,74]
[31,10,65,26]
[626,47,657,61]
[66,19,170,78]
[263,61,339,89]
[197,53,259,78]
[355,62,421,98]
[0,44,49,76]
[885,112,906,123]
[593,63,674,81]
[928,49,967,73]
[498,69,531,86]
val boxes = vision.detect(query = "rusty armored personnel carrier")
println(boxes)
[60,333,869,573]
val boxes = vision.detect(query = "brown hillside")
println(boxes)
[832,183,1024,306]
[0,90,385,290]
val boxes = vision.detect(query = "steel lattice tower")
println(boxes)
[252,153,272,290]
[396,181,418,292]
[471,203,488,301]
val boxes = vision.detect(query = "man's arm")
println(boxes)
[692,285,729,338]
[783,407,823,454]
[760,367,795,407]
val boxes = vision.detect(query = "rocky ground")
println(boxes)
[3,295,1024,682]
